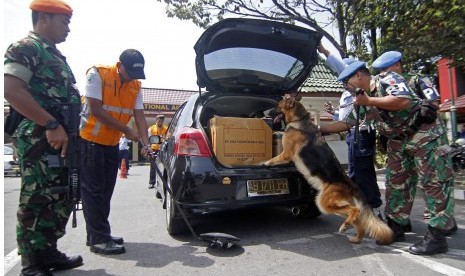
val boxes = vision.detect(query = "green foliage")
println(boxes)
[156,0,465,68]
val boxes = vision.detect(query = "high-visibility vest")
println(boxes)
[80,64,141,146]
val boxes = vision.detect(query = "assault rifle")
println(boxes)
[47,101,81,228]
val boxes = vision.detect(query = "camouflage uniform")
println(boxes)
[4,31,80,255]
[370,72,454,230]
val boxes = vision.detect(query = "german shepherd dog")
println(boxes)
[263,98,393,245]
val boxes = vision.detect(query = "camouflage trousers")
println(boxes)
[384,133,455,230]
[16,135,72,255]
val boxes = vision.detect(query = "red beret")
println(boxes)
[30,0,73,16]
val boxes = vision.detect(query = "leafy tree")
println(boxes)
[157,0,465,68]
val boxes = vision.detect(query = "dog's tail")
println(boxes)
[359,207,394,245]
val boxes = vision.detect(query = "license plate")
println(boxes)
[247,178,289,197]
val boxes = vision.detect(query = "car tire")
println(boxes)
[165,183,188,236]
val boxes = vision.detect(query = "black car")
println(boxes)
[153,18,323,235]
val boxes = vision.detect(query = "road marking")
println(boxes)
[361,242,465,276]
[392,248,465,276]
[4,248,20,274]
[352,243,395,276]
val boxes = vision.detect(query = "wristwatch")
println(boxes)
[44,120,60,130]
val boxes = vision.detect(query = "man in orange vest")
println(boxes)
[148,114,168,189]
[79,49,151,255]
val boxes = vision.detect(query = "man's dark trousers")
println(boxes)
[80,140,119,245]
[149,150,159,184]
[347,129,382,208]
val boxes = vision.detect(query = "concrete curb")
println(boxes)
[376,168,465,201]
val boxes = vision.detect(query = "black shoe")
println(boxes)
[90,240,126,255]
[41,252,83,271]
[86,236,124,246]
[408,226,448,255]
[155,191,162,199]
[148,184,155,189]
[20,254,53,276]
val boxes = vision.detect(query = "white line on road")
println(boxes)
[392,248,465,276]
[4,248,20,275]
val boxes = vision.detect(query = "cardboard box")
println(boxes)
[210,116,272,166]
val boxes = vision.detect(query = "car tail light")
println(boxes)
[174,127,211,157]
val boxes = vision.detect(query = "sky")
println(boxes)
[2,0,341,93]
[3,0,206,92]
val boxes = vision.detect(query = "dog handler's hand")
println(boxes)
[354,91,370,107]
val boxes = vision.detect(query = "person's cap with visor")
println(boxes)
[120,49,146,80]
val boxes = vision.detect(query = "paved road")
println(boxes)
[4,165,465,276]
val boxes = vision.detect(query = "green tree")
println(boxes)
[157,0,465,68]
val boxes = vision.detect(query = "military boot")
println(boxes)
[20,254,53,276]
[387,217,405,242]
[408,225,448,255]
[38,246,83,271]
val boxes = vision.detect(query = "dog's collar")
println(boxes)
[290,112,310,123]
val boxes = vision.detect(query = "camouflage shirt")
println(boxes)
[345,72,443,142]
[4,31,79,137]
[405,73,440,102]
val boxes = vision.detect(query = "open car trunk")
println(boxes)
[199,94,286,167]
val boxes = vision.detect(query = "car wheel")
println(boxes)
[165,184,188,236]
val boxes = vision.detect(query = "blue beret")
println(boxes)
[342,57,356,66]
[372,51,402,70]
[337,61,367,81]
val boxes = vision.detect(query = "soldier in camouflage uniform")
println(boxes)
[4,0,83,275]
[333,59,455,256]
[373,51,457,236]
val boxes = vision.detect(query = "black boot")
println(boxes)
[408,225,448,255]
[387,217,405,242]
[20,254,53,276]
[38,246,83,271]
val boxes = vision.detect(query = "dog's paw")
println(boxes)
[258,161,270,166]
[339,223,350,233]
[349,236,362,244]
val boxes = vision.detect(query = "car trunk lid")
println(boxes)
[194,18,322,95]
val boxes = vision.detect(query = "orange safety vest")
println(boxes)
[80,64,141,146]
[149,124,168,151]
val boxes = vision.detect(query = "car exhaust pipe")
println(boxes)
[290,206,300,216]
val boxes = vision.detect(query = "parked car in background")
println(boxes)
[4,144,20,177]
[152,18,323,236]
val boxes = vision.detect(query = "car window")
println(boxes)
[4,146,14,155]
[204,47,304,83]
[166,102,186,139]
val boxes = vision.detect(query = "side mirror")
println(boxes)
[149,135,161,145]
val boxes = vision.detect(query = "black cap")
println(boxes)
[119,49,146,80]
